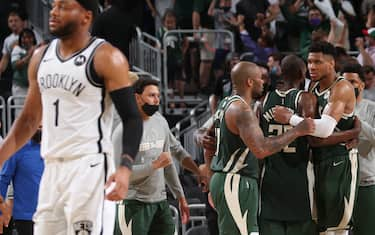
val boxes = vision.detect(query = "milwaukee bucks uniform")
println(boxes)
[259,89,317,235]
[209,95,259,235]
[312,77,358,232]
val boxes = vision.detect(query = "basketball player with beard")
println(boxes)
[0,0,143,234]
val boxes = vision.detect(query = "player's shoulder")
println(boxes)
[226,98,252,120]
[92,40,128,76]
[332,77,355,96]
[94,40,121,57]
[33,44,49,58]
[93,41,127,65]
[335,76,353,89]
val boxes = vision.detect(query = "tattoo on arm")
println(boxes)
[236,106,300,159]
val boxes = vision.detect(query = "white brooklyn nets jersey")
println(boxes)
[37,37,114,159]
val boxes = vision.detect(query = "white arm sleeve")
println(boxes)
[289,114,337,138]
[311,114,338,138]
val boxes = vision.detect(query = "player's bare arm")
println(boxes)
[0,45,46,166]
[309,116,361,147]
[298,92,317,118]
[298,90,360,147]
[94,43,143,201]
[323,79,356,122]
[226,100,315,159]
[94,43,132,91]
[275,79,358,139]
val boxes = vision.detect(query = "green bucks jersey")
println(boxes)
[210,95,259,179]
[260,89,313,221]
[312,77,355,161]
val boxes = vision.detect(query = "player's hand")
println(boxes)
[346,138,359,149]
[355,37,365,50]
[295,118,315,136]
[178,197,190,224]
[273,106,293,124]
[152,152,172,169]
[0,197,12,233]
[105,166,132,201]
[207,192,215,210]
[201,131,216,152]
[198,164,209,192]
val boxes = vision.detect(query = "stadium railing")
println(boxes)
[162,29,235,114]
[181,203,207,235]
[171,100,210,171]
[170,204,180,235]
[0,96,6,138]
[129,27,162,81]
[6,96,26,135]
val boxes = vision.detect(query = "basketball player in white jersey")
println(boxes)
[0,0,143,234]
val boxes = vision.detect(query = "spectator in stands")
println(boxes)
[362,0,375,19]
[208,0,237,69]
[361,65,375,101]
[92,0,143,58]
[365,3,375,28]
[199,20,216,94]
[0,9,26,101]
[239,25,277,65]
[11,28,37,117]
[327,16,348,49]
[113,77,190,235]
[253,28,277,64]
[301,6,330,59]
[209,52,239,114]
[192,0,214,31]
[334,46,352,73]
[156,9,187,110]
[235,0,272,42]
[356,28,375,66]
[173,0,193,29]
[267,52,282,91]
[0,127,43,235]
[145,0,174,36]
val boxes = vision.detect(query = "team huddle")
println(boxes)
[203,42,361,235]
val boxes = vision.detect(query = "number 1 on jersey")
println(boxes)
[53,99,59,126]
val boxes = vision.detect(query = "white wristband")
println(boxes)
[289,114,304,126]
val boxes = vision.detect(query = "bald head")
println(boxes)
[231,62,260,88]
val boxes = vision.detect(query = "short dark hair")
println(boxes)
[308,41,336,58]
[269,52,283,62]
[341,62,364,81]
[162,8,176,22]
[281,55,306,81]
[18,28,37,47]
[133,77,160,94]
[362,65,375,75]
[8,8,28,21]
[308,6,323,15]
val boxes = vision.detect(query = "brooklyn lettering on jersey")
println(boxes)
[39,73,86,97]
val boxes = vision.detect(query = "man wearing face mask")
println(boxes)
[299,6,330,60]
[341,62,375,235]
[113,77,190,235]
[0,127,44,235]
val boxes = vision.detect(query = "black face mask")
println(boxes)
[31,130,42,143]
[221,6,231,12]
[354,87,360,98]
[142,103,159,116]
